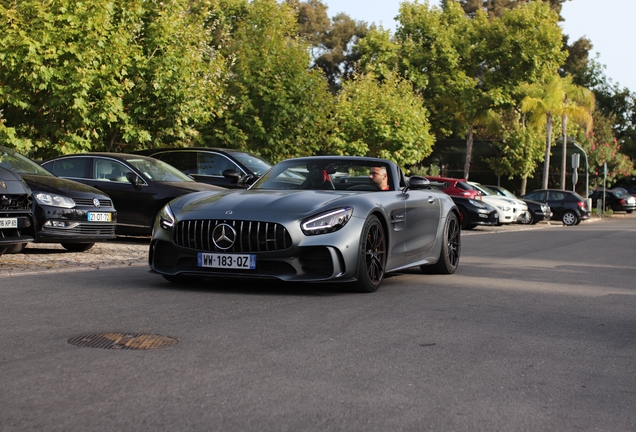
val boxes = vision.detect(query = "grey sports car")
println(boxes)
[149,156,461,292]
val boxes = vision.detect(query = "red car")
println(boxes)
[425,176,482,200]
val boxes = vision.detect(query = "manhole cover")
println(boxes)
[68,332,179,350]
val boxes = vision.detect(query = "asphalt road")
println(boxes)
[1,217,635,431]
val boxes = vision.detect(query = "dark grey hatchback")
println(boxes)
[521,189,590,226]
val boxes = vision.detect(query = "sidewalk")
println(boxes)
[0,237,149,277]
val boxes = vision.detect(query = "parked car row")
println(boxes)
[0,145,605,258]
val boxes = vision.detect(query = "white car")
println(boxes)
[469,182,530,224]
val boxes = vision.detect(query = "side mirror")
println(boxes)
[222,169,241,184]
[238,174,255,188]
[406,176,430,191]
[126,172,142,187]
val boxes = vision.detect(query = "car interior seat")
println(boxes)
[95,161,113,180]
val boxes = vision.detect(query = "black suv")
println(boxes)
[521,189,590,226]
[0,166,35,255]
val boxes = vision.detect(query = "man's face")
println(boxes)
[369,168,385,187]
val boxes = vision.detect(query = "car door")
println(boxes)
[84,157,158,230]
[402,187,441,257]
[546,190,567,218]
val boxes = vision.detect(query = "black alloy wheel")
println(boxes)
[353,215,386,293]
[421,212,461,274]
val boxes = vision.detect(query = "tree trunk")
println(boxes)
[464,124,474,180]
[542,113,553,189]
[560,113,568,190]
[520,176,527,196]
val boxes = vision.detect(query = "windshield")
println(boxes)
[228,151,272,176]
[471,183,496,196]
[126,157,194,182]
[494,187,517,199]
[252,159,393,191]
[0,146,55,176]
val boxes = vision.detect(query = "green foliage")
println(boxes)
[485,116,544,179]
[330,71,434,167]
[202,0,333,163]
[575,112,635,188]
[294,0,369,92]
[408,163,441,177]
[0,0,226,159]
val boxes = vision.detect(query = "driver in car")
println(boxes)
[369,166,389,190]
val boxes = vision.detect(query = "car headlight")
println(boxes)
[34,192,75,208]
[496,205,511,211]
[302,207,353,235]
[159,204,176,230]
[468,199,486,208]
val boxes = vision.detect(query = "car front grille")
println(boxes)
[42,223,116,236]
[73,198,113,207]
[0,194,32,211]
[174,219,292,253]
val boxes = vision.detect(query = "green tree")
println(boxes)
[576,112,635,188]
[0,0,226,159]
[521,74,594,189]
[202,0,333,162]
[394,0,564,180]
[331,71,434,168]
[293,0,369,92]
[485,113,545,194]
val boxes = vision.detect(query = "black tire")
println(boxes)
[4,243,26,254]
[458,206,469,230]
[421,212,461,274]
[518,211,534,225]
[352,215,386,293]
[162,274,205,284]
[627,210,633,214]
[561,211,578,226]
[61,243,95,252]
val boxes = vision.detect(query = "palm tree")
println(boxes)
[520,75,594,189]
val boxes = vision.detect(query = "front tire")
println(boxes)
[421,212,461,274]
[4,243,26,254]
[61,243,95,252]
[458,206,469,230]
[352,215,386,293]
[561,211,578,226]
[518,211,533,225]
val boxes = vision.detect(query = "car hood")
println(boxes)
[173,189,357,219]
[21,174,109,198]
[0,167,31,194]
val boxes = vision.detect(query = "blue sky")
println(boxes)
[320,0,636,92]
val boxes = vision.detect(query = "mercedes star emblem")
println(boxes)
[212,223,237,250]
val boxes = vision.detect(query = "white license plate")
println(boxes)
[88,212,112,222]
[198,253,256,269]
[0,218,18,229]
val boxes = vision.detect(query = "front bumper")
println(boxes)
[149,239,354,283]
[33,205,117,243]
